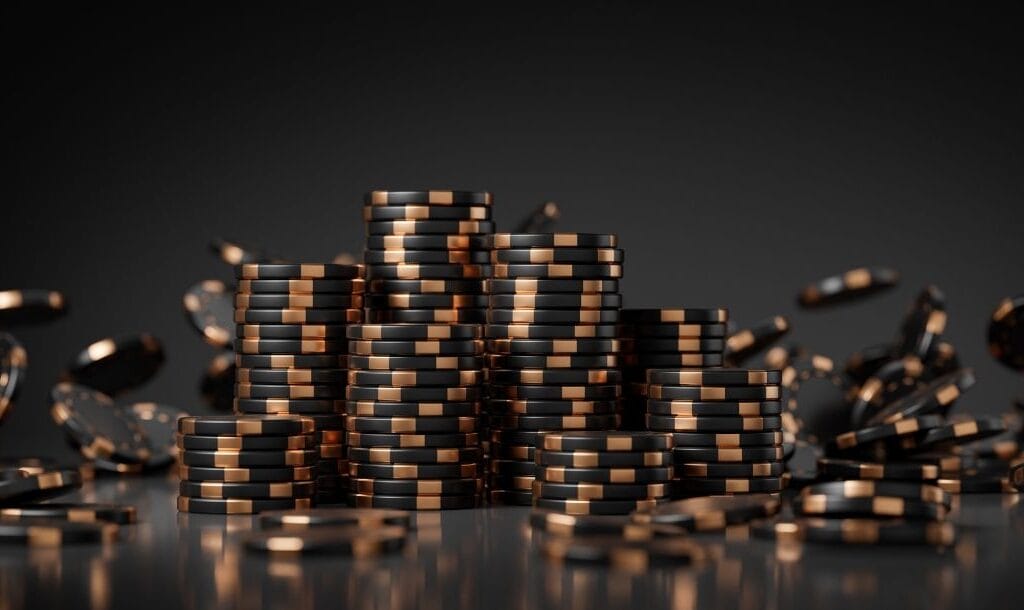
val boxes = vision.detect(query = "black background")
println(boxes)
[2,3,1022,462]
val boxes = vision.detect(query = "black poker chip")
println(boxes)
[349,493,480,510]
[724,316,791,365]
[347,355,483,371]
[348,339,483,356]
[490,413,619,431]
[621,354,724,368]
[0,288,68,327]
[646,414,783,433]
[793,494,946,521]
[236,263,363,280]
[539,466,674,484]
[645,400,783,417]
[826,414,945,456]
[0,520,118,546]
[347,323,481,341]
[345,400,480,417]
[492,263,622,279]
[0,333,28,423]
[178,464,315,482]
[209,238,278,265]
[486,399,619,416]
[363,248,490,265]
[178,434,313,451]
[237,324,349,340]
[345,415,477,434]
[179,449,318,468]
[619,322,728,338]
[487,368,620,386]
[913,417,1007,451]
[179,480,316,499]
[126,401,185,470]
[236,278,365,294]
[236,353,347,369]
[540,431,673,452]
[894,285,947,360]
[488,384,621,400]
[346,385,482,403]
[233,398,344,414]
[621,338,726,353]
[803,480,951,507]
[0,469,82,505]
[367,278,484,294]
[0,502,137,525]
[350,478,481,496]
[364,293,488,309]
[365,234,488,250]
[987,294,1024,371]
[488,293,622,309]
[235,293,362,309]
[365,309,486,324]
[534,496,660,516]
[621,308,728,324]
[634,494,782,532]
[635,383,779,401]
[484,278,619,294]
[676,461,785,478]
[237,368,346,385]
[489,233,617,249]
[816,457,939,481]
[672,445,784,462]
[489,428,546,446]
[235,383,344,400]
[864,368,976,426]
[177,496,311,514]
[486,339,620,356]
[533,480,669,500]
[487,309,620,325]
[490,248,623,265]
[178,414,314,436]
[673,476,784,494]
[668,430,783,447]
[347,369,483,387]
[233,338,347,355]
[536,449,671,468]
[1010,461,1024,492]
[751,517,955,546]
[234,308,362,325]
[347,446,480,464]
[363,204,491,221]
[797,267,900,308]
[366,220,495,235]
[484,324,619,340]
[346,431,479,448]
[365,263,490,280]
[644,369,781,386]
[364,189,492,206]
[183,280,235,348]
[49,383,152,464]
[348,462,479,479]
[64,334,165,395]
[246,523,409,556]
[488,460,537,476]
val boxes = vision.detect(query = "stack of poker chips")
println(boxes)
[344,325,484,509]
[484,233,624,506]
[233,262,365,504]
[637,368,785,497]
[532,431,673,514]
[362,189,494,325]
[176,415,316,514]
[619,308,729,430]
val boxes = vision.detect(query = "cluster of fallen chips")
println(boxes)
[484,232,625,505]
[0,459,136,546]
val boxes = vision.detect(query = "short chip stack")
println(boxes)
[233,262,364,503]
[532,431,673,514]
[344,324,485,509]
[361,189,494,325]
[176,415,316,514]
[635,368,785,497]
[484,233,624,505]
[619,308,728,429]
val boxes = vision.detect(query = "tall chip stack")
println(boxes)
[638,367,785,498]
[346,189,493,510]
[619,308,729,429]
[484,233,624,506]
[176,415,316,514]
[233,262,365,504]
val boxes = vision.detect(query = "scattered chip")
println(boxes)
[0,469,82,506]
[0,333,28,423]
[988,295,1024,371]
[128,401,188,469]
[64,334,165,395]
[725,316,791,365]
[893,285,947,360]
[634,494,782,531]
[183,280,235,347]
[797,267,899,308]
[0,289,67,327]
[816,457,939,481]
[50,383,152,463]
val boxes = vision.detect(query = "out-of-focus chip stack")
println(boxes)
[176,415,316,514]
[619,308,728,430]
[233,262,364,504]
[635,367,785,498]
[346,190,494,510]
[483,233,624,505]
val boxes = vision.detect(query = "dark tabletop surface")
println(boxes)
[0,475,1019,610]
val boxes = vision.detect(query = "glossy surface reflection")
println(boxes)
[0,476,1018,610]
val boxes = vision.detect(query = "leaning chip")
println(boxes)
[725,316,790,365]
[988,295,1024,371]
[0,333,28,423]
[816,457,939,481]
[0,470,82,506]
[183,280,235,348]
[801,480,950,507]
[797,267,899,308]
[0,289,67,327]
[49,383,152,463]
[64,334,165,395]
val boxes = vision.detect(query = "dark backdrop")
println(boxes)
[2,3,1022,462]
